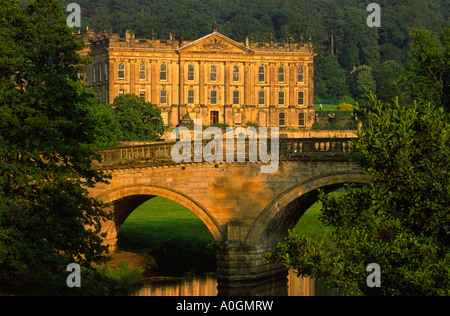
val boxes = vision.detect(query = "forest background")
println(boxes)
[57,0,449,106]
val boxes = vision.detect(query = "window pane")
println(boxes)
[258,91,265,105]
[278,67,284,82]
[139,64,146,80]
[211,90,217,104]
[298,67,304,83]
[118,63,125,79]
[160,65,167,80]
[161,111,169,126]
[299,113,305,126]
[233,66,239,81]
[259,112,267,126]
[279,113,285,126]
[258,67,265,82]
[233,90,239,104]
[139,89,146,100]
[278,91,285,105]
[298,91,304,105]
[188,65,194,81]
[160,90,167,104]
[188,90,194,104]
[210,66,217,81]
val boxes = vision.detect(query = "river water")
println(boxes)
[134,270,335,296]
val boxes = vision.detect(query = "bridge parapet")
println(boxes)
[93,137,355,167]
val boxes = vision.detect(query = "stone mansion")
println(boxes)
[77,28,317,130]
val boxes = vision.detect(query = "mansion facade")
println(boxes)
[77,28,317,130]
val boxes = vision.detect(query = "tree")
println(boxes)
[266,93,450,296]
[314,53,349,102]
[88,103,123,148]
[403,27,450,112]
[348,65,376,104]
[0,0,112,278]
[113,94,165,141]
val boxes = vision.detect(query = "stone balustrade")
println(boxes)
[93,137,355,167]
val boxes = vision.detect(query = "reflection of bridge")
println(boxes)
[89,138,371,284]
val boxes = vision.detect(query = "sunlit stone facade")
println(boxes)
[78,29,317,130]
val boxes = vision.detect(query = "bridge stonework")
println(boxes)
[89,138,371,284]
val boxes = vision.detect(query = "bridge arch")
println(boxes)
[93,184,224,249]
[246,171,372,249]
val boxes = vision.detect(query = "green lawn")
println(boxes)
[117,195,334,275]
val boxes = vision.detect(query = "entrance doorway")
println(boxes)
[210,111,219,125]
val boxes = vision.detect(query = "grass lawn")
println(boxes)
[117,194,338,275]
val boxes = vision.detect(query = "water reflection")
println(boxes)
[135,270,335,296]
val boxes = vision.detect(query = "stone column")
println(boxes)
[216,242,288,286]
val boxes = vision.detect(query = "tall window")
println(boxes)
[139,89,146,101]
[210,66,217,82]
[139,64,146,80]
[258,66,265,82]
[298,67,304,83]
[160,64,167,81]
[298,91,304,105]
[278,67,284,83]
[258,91,265,105]
[278,91,285,105]
[188,90,194,104]
[188,65,194,81]
[298,113,305,127]
[232,66,239,82]
[279,113,286,126]
[118,63,125,80]
[161,111,169,126]
[233,90,239,105]
[211,90,217,104]
[93,66,96,83]
[99,64,102,82]
[259,112,267,127]
[160,90,167,104]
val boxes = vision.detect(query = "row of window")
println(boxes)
[115,64,305,83]
[160,111,306,127]
[119,88,305,106]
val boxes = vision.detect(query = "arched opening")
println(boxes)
[247,172,372,249]
[117,196,217,275]
[94,184,224,276]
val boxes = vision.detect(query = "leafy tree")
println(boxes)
[348,65,376,104]
[0,0,112,278]
[314,53,349,102]
[403,27,450,112]
[266,93,450,296]
[89,103,123,147]
[113,94,164,141]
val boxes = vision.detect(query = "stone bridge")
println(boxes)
[89,137,371,285]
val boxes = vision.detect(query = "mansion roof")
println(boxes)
[77,29,314,56]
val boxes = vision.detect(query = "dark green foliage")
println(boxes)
[402,27,450,112]
[112,94,164,141]
[0,0,112,277]
[266,94,450,295]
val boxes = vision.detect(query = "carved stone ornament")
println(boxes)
[202,38,230,51]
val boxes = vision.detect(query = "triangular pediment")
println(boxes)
[177,32,253,54]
